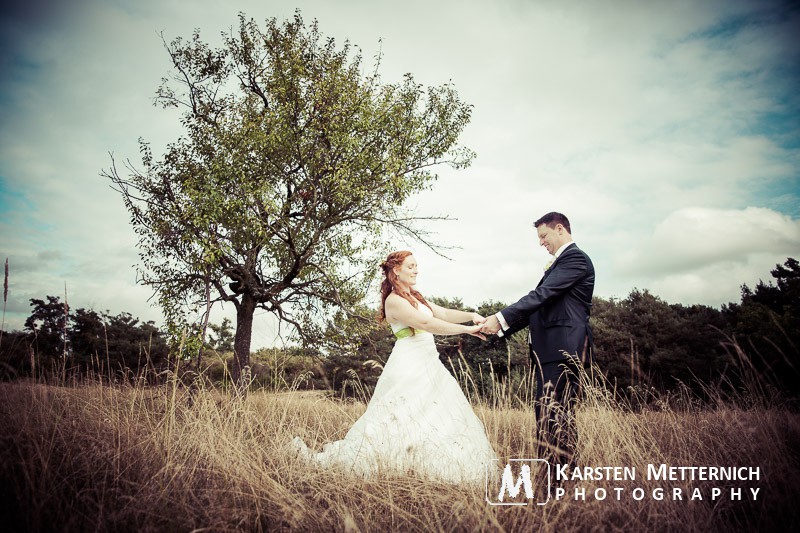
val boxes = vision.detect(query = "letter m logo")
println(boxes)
[486,459,550,506]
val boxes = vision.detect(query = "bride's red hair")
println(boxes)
[378,251,432,328]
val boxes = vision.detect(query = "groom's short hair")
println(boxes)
[534,212,571,234]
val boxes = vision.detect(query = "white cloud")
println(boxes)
[648,253,793,306]
[622,206,800,274]
[609,206,800,305]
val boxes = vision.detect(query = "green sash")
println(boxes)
[394,327,426,339]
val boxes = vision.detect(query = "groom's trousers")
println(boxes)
[533,355,581,467]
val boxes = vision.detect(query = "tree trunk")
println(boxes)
[232,292,257,389]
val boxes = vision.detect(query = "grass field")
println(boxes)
[1,371,799,532]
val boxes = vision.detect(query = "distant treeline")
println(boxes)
[1,258,798,401]
[0,299,170,380]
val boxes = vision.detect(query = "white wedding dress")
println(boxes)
[292,304,497,484]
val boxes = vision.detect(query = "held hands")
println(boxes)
[465,324,487,341]
[466,313,486,340]
[481,314,501,335]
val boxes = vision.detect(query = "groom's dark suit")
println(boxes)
[500,242,595,465]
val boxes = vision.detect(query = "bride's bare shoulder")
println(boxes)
[384,293,413,319]
[385,292,407,308]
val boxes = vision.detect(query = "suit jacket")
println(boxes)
[501,243,595,365]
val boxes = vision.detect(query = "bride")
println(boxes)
[292,251,497,483]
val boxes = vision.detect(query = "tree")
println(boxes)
[69,308,105,366]
[724,257,800,395]
[208,317,235,352]
[101,312,170,373]
[591,291,732,399]
[24,296,69,359]
[3,297,170,378]
[104,12,474,384]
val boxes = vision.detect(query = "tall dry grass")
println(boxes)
[2,361,798,532]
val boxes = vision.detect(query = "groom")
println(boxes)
[482,212,595,466]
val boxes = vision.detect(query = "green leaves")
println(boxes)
[105,12,473,379]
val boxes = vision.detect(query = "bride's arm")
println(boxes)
[385,295,483,336]
[429,302,484,325]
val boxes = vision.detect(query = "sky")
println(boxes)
[1,0,798,349]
